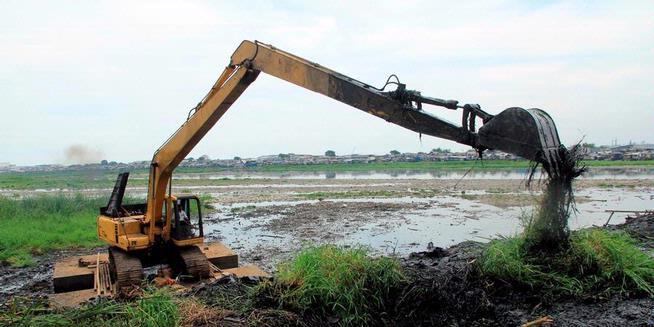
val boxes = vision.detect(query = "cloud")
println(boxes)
[350,1,653,59]
[0,0,652,165]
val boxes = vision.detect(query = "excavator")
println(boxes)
[96,40,563,290]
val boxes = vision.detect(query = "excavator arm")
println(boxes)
[145,40,562,231]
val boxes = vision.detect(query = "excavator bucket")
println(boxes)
[478,107,562,174]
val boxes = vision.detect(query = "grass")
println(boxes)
[174,159,653,173]
[0,194,104,266]
[583,159,654,168]
[0,169,245,190]
[0,170,148,190]
[0,288,178,327]
[0,193,143,267]
[256,244,405,326]
[479,228,654,297]
[125,288,179,327]
[4,246,404,326]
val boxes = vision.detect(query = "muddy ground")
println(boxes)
[1,174,653,325]
[183,214,654,326]
[395,232,654,326]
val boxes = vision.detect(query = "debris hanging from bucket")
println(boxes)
[525,144,587,253]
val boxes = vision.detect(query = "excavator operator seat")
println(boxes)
[171,196,204,241]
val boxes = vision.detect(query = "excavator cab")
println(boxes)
[171,196,204,242]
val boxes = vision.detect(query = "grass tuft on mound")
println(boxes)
[256,244,405,326]
[480,228,654,297]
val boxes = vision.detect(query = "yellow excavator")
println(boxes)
[97,40,563,289]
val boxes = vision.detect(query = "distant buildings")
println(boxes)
[1,144,652,173]
[582,144,654,161]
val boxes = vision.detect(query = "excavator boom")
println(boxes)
[144,40,562,231]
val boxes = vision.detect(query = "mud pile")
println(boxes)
[396,239,654,326]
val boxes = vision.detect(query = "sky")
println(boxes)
[1,0,653,165]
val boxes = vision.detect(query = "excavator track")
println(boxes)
[108,247,143,291]
[178,246,210,279]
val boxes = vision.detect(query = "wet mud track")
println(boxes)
[0,247,102,304]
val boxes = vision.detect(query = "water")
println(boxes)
[204,187,654,262]
[176,167,654,181]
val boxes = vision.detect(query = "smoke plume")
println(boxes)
[63,144,105,164]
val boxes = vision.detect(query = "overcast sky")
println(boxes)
[1,0,652,165]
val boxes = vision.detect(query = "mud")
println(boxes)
[611,212,654,247]
[188,214,654,326]
[396,237,654,326]
[255,201,423,240]
[3,215,654,326]
[0,247,104,304]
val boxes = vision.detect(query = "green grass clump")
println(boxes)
[571,229,654,294]
[0,194,106,266]
[126,288,179,327]
[479,229,654,297]
[479,236,583,295]
[258,244,405,326]
[1,288,178,327]
[1,300,126,327]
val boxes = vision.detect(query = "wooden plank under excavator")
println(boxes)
[198,242,238,269]
[53,253,108,293]
[222,265,269,278]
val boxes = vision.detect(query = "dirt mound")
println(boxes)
[183,277,308,326]
[613,212,654,245]
[395,237,654,326]
[395,241,496,326]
